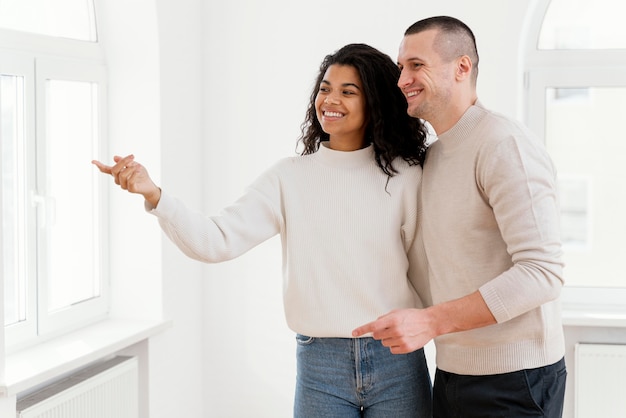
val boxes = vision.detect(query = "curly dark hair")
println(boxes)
[298,43,428,175]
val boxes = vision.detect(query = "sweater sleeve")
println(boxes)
[477,131,564,323]
[145,168,283,263]
[405,169,430,308]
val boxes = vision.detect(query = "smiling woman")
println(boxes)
[315,65,367,151]
[93,43,433,417]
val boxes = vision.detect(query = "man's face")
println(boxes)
[397,29,456,128]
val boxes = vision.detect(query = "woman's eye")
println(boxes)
[343,90,356,95]
[319,86,329,93]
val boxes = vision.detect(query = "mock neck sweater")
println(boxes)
[148,143,424,337]
[421,102,565,375]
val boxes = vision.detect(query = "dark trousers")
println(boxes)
[433,357,566,418]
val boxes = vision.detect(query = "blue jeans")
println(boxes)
[294,335,432,418]
[433,357,567,417]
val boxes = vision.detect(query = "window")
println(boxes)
[0,0,108,349]
[538,0,626,50]
[1,69,31,332]
[0,0,97,42]
[525,0,626,304]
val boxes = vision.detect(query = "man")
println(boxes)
[353,16,567,417]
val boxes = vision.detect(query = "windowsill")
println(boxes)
[1,318,171,397]
[562,304,626,328]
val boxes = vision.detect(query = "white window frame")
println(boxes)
[34,57,110,338]
[1,51,38,345]
[524,0,626,309]
[1,28,109,350]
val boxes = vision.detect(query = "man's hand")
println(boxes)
[353,291,497,354]
[352,308,437,354]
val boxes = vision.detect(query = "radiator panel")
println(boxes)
[16,356,138,418]
[575,343,626,418]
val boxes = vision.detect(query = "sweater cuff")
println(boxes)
[479,285,510,323]
[144,190,176,219]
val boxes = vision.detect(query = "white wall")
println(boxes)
[98,0,205,417]
[150,0,206,416]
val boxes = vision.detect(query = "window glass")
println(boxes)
[539,0,626,49]
[1,74,27,326]
[1,5,107,348]
[0,0,97,42]
[44,79,101,311]
[545,86,626,287]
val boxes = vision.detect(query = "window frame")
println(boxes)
[0,0,98,42]
[1,51,38,345]
[524,0,626,309]
[34,57,110,339]
[1,28,110,350]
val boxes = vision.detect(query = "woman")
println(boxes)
[94,43,431,417]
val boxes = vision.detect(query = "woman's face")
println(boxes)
[315,64,368,151]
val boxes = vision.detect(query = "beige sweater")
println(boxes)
[421,102,565,375]
[148,143,425,337]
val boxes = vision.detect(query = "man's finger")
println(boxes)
[351,321,377,338]
[352,313,394,338]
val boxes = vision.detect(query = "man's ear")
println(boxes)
[455,55,473,81]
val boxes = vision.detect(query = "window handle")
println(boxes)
[30,192,56,228]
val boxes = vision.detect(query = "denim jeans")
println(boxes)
[433,357,567,418]
[294,335,432,418]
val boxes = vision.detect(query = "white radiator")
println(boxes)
[575,343,626,418]
[16,356,139,418]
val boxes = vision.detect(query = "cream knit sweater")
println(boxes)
[422,102,566,375]
[148,143,425,337]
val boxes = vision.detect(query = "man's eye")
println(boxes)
[412,63,423,69]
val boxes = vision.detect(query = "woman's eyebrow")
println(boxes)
[320,79,361,90]
[342,82,361,90]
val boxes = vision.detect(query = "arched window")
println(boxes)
[538,0,626,50]
[0,0,108,348]
[525,0,626,307]
[0,0,97,41]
